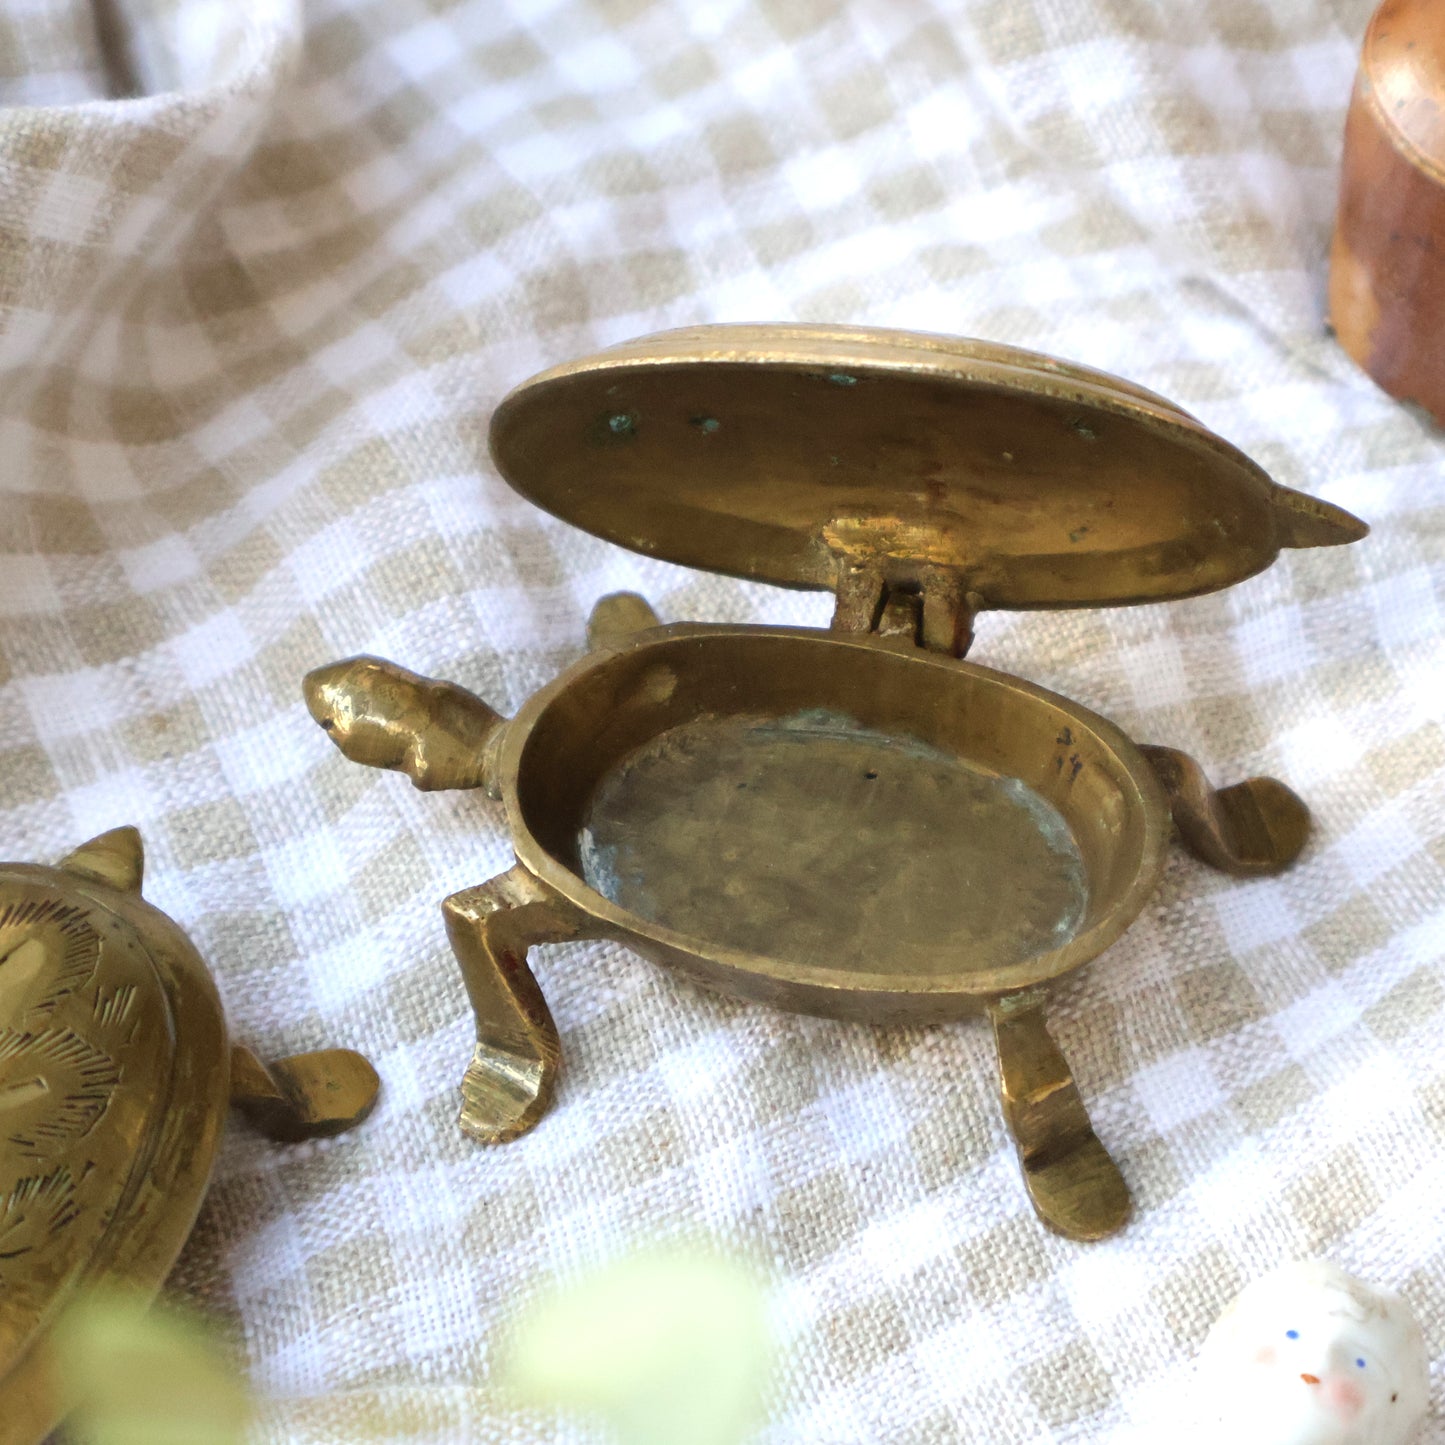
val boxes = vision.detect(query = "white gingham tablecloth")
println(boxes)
[1,0,1443,1440]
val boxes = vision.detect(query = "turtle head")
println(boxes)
[304,655,505,793]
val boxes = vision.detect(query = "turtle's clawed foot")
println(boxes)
[990,995,1130,1242]
[443,866,589,1145]
[459,1040,557,1144]
[230,1044,380,1142]
[1141,745,1310,876]
[586,592,662,651]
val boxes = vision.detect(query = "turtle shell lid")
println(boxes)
[487,324,1366,612]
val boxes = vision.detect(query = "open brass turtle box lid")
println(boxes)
[306,324,1366,1242]
[488,323,1362,623]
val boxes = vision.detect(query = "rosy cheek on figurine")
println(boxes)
[1195,1262,1429,1445]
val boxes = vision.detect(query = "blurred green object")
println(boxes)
[504,1250,772,1445]
[50,1292,252,1445]
[44,1253,772,1445]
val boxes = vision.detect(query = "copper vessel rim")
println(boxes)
[1356,73,1445,186]
[1359,5,1445,185]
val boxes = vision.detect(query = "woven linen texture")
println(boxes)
[1,0,1442,1440]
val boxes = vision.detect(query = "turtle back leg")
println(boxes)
[1140,744,1310,876]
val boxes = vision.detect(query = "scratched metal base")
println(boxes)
[580,709,1088,975]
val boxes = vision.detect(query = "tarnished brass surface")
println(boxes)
[578,711,1089,972]
[304,654,504,794]
[0,828,380,1445]
[305,324,1365,1240]
[505,626,1166,1005]
[1141,745,1310,877]
[991,993,1131,1242]
[585,590,663,651]
[228,1044,381,1143]
[443,866,588,1144]
[489,323,1363,610]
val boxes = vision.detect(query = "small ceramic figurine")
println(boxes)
[1197,1261,1429,1445]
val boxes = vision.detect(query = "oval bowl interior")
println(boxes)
[503,626,1169,1022]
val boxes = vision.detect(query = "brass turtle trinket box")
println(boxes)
[0,827,380,1445]
[305,324,1365,1241]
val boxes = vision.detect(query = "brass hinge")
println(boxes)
[829,555,982,658]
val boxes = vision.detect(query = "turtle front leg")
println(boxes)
[989,993,1130,1242]
[443,864,592,1144]
[230,1044,380,1142]
[304,655,506,794]
[1140,744,1309,876]
[586,591,662,651]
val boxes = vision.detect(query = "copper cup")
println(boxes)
[1330,0,1445,423]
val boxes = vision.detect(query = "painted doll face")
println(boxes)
[1198,1262,1429,1445]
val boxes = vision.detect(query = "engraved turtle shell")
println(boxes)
[0,830,228,1441]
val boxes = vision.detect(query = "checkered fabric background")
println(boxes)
[2,0,1443,1439]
